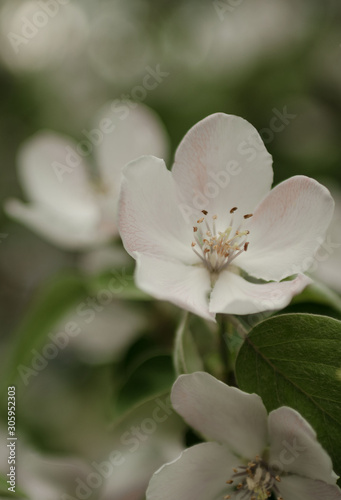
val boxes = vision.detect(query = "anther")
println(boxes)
[193,227,198,232]
[202,210,208,215]
[275,476,281,482]
[212,215,218,219]
[244,213,253,219]
[197,217,204,223]
[225,480,233,484]
[191,242,196,247]
[230,207,238,213]
[233,469,238,473]
[244,242,249,251]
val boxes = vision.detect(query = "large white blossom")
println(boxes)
[147,372,341,500]
[118,113,334,320]
[5,102,168,250]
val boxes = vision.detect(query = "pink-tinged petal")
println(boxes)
[146,442,238,500]
[135,254,213,321]
[4,199,109,250]
[171,372,268,458]
[209,271,311,315]
[118,156,195,263]
[237,176,335,281]
[94,102,169,191]
[172,113,273,230]
[277,476,341,500]
[17,131,98,221]
[268,407,336,484]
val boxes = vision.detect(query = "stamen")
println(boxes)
[212,215,217,237]
[224,456,283,500]
[191,207,252,273]
[244,213,253,219]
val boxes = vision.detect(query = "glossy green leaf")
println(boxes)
[236,313,341,479]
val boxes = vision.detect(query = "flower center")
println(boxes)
[191,207,252,273]
[224,456,283,500]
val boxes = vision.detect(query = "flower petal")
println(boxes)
[172,113,273,230]
[118,155,194,263]
[209,271,311,315]
[146,442,237,500]
[5,199,107,250]
[237,176,335,281]
[17,131,98,221]
[268,407,336,484]
[277,476,341,500]
[135,254,213,321]
[171,372,268,458]
[94,102,169,190]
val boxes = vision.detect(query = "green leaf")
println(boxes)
[114,353,175,417]
[236,313,341,479]
[1,272,87,390]
[174,313,204,376]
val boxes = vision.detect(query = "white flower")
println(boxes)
[312,185,341,293]
[118,113,334,321]
[147,372,341,500]
[5,102,169,250]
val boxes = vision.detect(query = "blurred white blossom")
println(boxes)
[5,102,169,250]
[0,0,88,72]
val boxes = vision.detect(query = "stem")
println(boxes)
[225,314,248,339]
[218,315,230,376]
[217,315,236,385]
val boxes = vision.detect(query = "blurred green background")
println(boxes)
[0,0,341,498]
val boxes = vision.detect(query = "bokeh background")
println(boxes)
[0,0,341,498]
